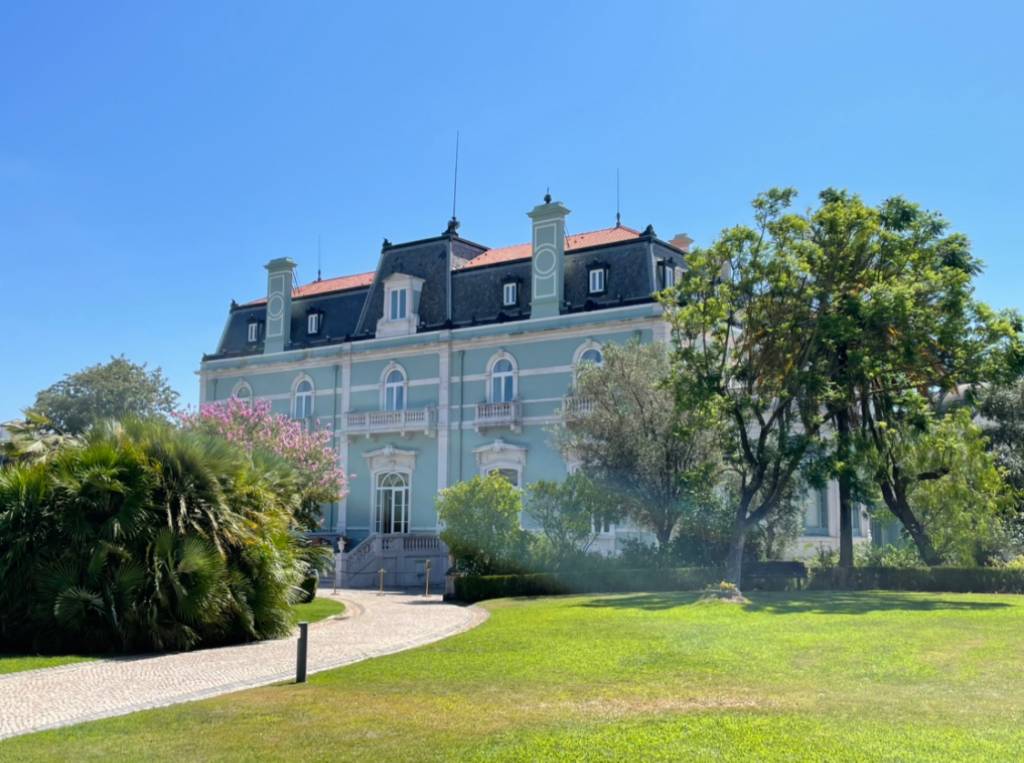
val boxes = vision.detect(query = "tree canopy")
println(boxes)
[557,340,721,547]
[30,356,179,435]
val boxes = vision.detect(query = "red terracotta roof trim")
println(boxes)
[242,271,375,306]
[240,226,642,306]
[459,226,641,269]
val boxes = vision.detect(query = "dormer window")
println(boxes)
[246,320,262,344]
[376,272,424,339]
[389,288,408,320]
[588,267,607,295]
[664,263,676,288]
[307,311,323,335]
[502,281,518,307]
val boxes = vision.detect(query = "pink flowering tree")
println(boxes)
[177,397,347,531]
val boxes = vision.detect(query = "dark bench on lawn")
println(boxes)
[742,561,809,590]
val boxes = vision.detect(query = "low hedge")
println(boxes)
[453,567,728,603]
[808,566,1024,594]
[452,564,1024,603]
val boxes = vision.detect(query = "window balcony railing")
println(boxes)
[561,395,594,420]
[475,400,522,431]
[345,407,437,437]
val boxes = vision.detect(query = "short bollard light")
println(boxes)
[378,567,386,596]
[424,560,432,597]
[296,621,309,684]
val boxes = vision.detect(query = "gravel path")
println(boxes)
[0,589,486,740]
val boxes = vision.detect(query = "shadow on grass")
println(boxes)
[745,591,1012,615]
[576,591,1012,615]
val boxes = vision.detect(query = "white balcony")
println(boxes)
[475,400,522,431]
[561,395,594,420]
[345,407,437,437]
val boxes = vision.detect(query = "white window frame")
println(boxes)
[487,352,518,404]
[388,288,408,320]
[487,466,522,489]
[231,380,253,403]
[475,439,527,490]
[502,281,518,307]
[247,321,260,343]
[307,311,322,335]
[381,363,407,411]
[573,341,605,382]
[588,267,606,294]
[292,375,315,420]
[803,487,829,536]
[374,471,411,534]
[664,263,676,288]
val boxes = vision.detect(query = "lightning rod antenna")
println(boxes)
[615,169,621,228]
[451,130,460,223]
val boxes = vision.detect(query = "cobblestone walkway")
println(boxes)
[0,590,486,740]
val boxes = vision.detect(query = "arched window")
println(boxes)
[231,380,253,403]
[574,343,605,384]
[384,368,406,411]
[488,467,521,489]
[375,472,410,534]
[490,358,516,403]
[293,379,314,419]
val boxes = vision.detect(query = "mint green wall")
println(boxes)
[200,307,664,542]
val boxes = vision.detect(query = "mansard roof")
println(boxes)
[241,271,376,306]
[460,225,642,270]
[208,221,686,360]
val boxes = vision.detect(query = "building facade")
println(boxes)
[199,196,864,587]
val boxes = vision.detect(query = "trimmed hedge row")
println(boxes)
[452,565,1024,603]
[453,567,726,603]
[808,566,1024,594]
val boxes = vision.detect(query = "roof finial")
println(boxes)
[544,187,552,204]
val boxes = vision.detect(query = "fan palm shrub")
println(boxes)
[0,418,320,654]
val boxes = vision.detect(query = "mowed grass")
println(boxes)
[0,598,343,678]
[0,654,93,675]
[4,591,1024,761]
[290,596,345,624]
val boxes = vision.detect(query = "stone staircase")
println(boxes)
[338,533,449,590]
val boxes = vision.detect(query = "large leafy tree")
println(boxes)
[524,473,622,566]
[801,190,1022,566]
[31,356,179,435]
[665,189,827,586]
[557,341,721,547]
[976,377,1024,546]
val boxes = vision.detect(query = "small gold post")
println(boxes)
[378,567,386,596]
[424,560,432,597]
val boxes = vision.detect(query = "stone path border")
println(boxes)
[0,589,487,741]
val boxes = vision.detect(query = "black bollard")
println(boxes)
[296,621,309,683]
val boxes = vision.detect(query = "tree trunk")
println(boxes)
[836,408,854,568]
[725,522,748,587]
[879,480,943,566]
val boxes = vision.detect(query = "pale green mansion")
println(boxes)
[199,196,866,587]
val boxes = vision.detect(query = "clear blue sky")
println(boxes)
[2,1,1022,420]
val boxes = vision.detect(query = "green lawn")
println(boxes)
[0,598,343,678]
[4,591,1024,761]
[0,654,93,676]
[291,596,345,624]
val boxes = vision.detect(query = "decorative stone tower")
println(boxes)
[264,257,296,354]
[527,194,570,319]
